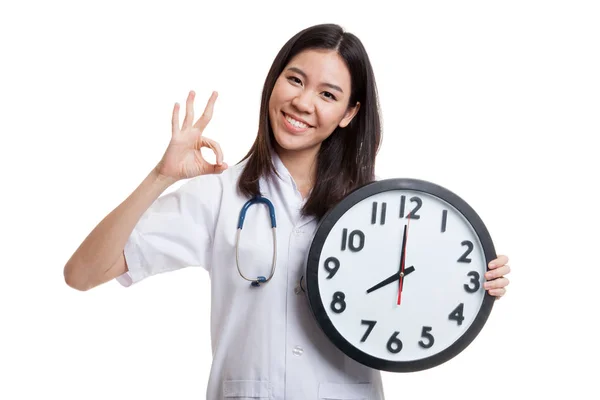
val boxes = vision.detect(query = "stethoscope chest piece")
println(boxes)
[251,276,267,287]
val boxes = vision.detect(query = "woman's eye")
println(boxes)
[286,76,336,100]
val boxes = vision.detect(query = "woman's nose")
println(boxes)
[291,90,315,114]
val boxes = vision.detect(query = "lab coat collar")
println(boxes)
[269,149,317,229]
[270,149,295,189]
[270,149,301,195]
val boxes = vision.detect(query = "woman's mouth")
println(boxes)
[282,112,312,133]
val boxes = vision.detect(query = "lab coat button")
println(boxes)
[292,346,304,356]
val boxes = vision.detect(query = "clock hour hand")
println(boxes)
[366,266,415,294]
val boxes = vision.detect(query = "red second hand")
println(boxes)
[398,214,411,305]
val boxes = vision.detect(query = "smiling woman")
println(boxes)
[63,22,510,400]
[238,24,381,216]
[270,50,360,158]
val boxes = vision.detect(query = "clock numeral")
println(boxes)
[448,303,465,326]
[441,210,448,233]
[360,320,377,342]
[457,240,473,263]
[330,291,347,314]
[464,271,480,293]
[323,257,340,279]
[371,201,387,225]
[418,326,435,349]
[341,228,365,252]
[387,331,403,354]
[399,195,422,220]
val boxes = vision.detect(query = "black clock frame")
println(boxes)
[305,178,497,373]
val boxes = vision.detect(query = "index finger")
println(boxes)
[193,91,218,131]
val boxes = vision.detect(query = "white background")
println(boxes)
[1,0,598,399]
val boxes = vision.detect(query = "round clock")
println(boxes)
[305,178,497,372]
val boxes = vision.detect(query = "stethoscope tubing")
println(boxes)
[235,196,277,287]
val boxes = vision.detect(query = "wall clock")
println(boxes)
[305,178,496,372]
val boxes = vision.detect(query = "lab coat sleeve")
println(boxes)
[115,174,222,287]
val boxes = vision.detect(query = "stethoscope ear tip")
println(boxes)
[251,276,267,287]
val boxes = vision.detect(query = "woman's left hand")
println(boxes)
[484,255,510,299]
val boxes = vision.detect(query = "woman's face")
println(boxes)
[268,49,360,158]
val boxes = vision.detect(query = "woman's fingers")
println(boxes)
[489,288,506,298]
[181,90,195,131]
[212,139,224,166]
[210,161,228,174]
[485,264,510,280]
[175,90,218,136]
[488,255,509,269]
[171,102,180,136]
[484,277,509,290]
[193,91,218,132]
[201,137,224,166]
[197,137,227,174]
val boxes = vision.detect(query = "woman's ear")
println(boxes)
[339,102,361,128]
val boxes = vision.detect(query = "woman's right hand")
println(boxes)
[155,90,228,181]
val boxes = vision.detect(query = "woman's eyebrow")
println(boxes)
[286,67,344,94]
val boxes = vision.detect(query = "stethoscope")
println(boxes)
[236,196,278,287]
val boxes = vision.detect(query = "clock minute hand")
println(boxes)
[398,223,409,304]
[366,266,415,294]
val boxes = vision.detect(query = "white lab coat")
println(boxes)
[116,151,385,400]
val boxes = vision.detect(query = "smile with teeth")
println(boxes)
[284,113,311,129]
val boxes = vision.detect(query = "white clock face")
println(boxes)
[313,188,490,366]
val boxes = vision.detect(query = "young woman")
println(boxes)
[64,23,511,400]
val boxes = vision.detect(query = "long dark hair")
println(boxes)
[237,23,382,220]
